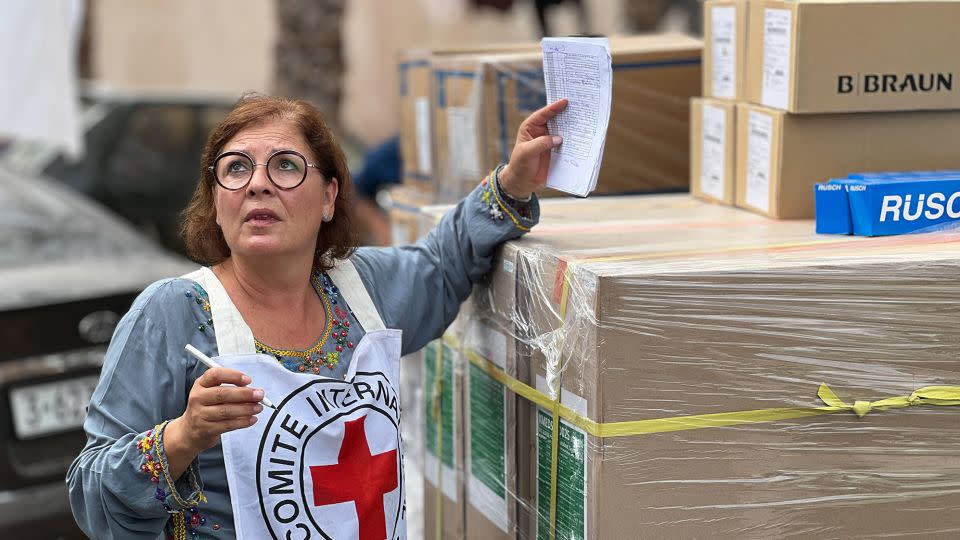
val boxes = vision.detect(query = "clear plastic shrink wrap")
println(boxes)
[413,194,960,539]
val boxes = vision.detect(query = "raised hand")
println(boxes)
[498,98,568,199]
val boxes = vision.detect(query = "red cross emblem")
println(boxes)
[310,415,399,540]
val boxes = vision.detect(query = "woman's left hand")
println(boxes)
[498,98,568,200]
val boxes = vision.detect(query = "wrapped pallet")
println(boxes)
[432,194,960,538]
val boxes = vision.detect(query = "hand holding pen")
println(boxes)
[185,344,276,409]
[162,345,275,455]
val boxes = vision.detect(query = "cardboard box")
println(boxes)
[690,97,737,205]
[703,0,749,100]
[412,203,519,537]
[399,43,539,195]
[472,195,960,539]
[459,274,523,540]
[399,349,426,540]
[424,296,516,540]
[448,197,782,539]
[398,49,435,192]
[430,52,488,202]
[422,338,465,540]
[746,0,960,113]
[431,34,703,203]
[734,101,960,218]
[386,185,434,246]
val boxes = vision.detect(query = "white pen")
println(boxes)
[185,344,276,409]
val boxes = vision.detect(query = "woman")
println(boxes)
[67,94,566,539]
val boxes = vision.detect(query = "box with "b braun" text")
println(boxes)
[747,0,960,113]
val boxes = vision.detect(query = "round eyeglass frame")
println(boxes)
[208,149,323,191]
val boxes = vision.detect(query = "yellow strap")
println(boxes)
[548,392,561,540]
[817,384,960,417]
[459,343,960,436]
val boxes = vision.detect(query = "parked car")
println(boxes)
[0,166,195,538]
[6,93,234,255]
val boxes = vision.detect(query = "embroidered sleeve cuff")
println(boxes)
[480,165,539,232]
[137,421,206,513]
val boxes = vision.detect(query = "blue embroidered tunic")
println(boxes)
[66,177,538,539]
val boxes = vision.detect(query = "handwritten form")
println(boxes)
[541,37,612,197]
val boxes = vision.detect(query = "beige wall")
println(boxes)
[89,0,631,144]
[91,0,276,99]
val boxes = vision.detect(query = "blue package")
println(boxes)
[847,176,960,236]
[847,170,960,180]
[815,176,896,235]
[816,173,960,235]
[814,181,853,234]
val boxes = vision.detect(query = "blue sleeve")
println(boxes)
[66,279,209,539]
[351,172,539,355]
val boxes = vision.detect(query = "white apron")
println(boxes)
[184,262,407,540]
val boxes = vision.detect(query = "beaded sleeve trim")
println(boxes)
[481,164,533,231]
[184,284,214,334]
[137,421,213,539]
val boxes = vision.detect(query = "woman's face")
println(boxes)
[213,118,338,263]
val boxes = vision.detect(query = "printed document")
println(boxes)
[541,37,612,197]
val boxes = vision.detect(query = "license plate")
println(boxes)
[9,375,100,439]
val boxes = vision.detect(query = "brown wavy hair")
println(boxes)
[180,94,357,271]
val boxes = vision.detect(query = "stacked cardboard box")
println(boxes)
[431,194,960,538]
[398,49,437,193]
[421,336,465,540]
[744,0,960,114]
[690,0,748,205]
[399,34,702,204]
[385,185,435,247]
[694,0,960,218]
[734,104,960,218]
[398,43,539,197]
[690,96,737,204]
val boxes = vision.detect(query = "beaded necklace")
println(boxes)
[254,272,355,374]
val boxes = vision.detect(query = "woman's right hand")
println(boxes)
[163,367,264,478]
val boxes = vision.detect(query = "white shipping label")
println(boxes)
[446,106,481,180]
[700,104,727,201]
[468,322,508,370]
[414,96,432,174]
[710,6,737,99]
[745,111,773,213]
[761,8,792,109]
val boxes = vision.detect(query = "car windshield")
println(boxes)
[0,167,159,268]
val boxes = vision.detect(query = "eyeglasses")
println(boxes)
[209,150,322,190]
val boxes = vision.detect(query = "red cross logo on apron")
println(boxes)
[310,415,399,540]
